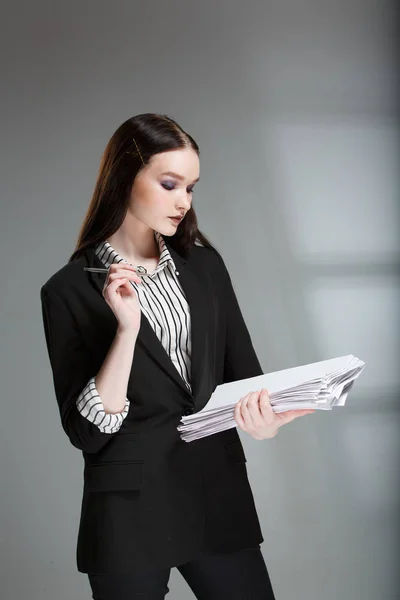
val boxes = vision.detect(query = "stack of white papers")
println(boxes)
[178,354,365,442]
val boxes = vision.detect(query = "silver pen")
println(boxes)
[84,266,147,275]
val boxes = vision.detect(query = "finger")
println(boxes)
[234,398,248,431]
[246,390,265,426]
[277,408,316,426]
[108,269,142,284]
[107,277,132,295]
[259,388,274,419]
[241,392,258,428]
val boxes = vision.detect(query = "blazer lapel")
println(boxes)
[166,241,209,402]
[82,239,208,401]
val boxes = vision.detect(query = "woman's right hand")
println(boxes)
[102,263,142,332]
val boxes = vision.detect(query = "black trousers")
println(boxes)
[87,545,276,599]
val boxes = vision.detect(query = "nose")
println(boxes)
[177,193,192,212]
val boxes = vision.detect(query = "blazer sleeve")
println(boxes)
[40,284,121,454]
[215,251,264,383]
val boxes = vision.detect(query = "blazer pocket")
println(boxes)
[224,439,247,465]
[84,460,144,492]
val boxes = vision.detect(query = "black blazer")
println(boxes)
[40,238,264,575]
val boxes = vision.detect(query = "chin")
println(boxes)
[157,220,179,235]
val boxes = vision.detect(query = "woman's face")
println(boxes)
[128,147,200,235]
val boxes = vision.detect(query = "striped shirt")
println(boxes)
[76,231,192,434]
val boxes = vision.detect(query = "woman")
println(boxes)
[40,113,314,599]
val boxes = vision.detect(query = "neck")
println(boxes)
[107,223,160,265]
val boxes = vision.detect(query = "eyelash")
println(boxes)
[161,182,195,194]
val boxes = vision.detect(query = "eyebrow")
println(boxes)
[161,171,200,183]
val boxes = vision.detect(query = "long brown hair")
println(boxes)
[68,113,214,262]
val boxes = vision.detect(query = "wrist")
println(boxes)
[116,325,139,339]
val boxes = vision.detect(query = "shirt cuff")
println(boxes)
[76,376,130,434]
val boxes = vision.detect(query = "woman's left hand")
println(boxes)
[234,388,316,440]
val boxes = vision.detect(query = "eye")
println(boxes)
[161,182,195,194]
[161,182,175,191]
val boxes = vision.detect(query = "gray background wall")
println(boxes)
[1,1,398,598]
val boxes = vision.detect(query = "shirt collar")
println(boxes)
[95,231,176,276]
